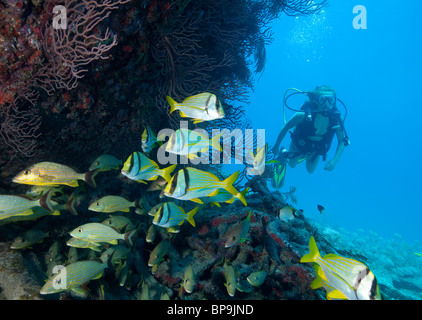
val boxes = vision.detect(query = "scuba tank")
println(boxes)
[282,88,350,146]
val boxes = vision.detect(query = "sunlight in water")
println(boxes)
[287,10,332,63]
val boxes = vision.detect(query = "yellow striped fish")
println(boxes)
[12,162,97,188]
[40,260,107,295]
[152,202,198,229]
[163,167,239,203]
[167,92,225,123]
[300,236,382,300]
[66,237,102,252]
[102,215,136,232]
[88,195,138,213]
[121,151,176,183]
[311,264,346,300]
[0,191,53,221]
[142,126,161,154]
[198,187,248,207]
[70,222,136,246]
[165,128,223,160]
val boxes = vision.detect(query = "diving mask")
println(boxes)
[318,94,336,106]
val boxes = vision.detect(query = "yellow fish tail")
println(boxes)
[210,132,223,151]
[310,276,324,290]
[300,236,321,263]
[222,171,239,196]
[236,187,249,206]
[186,206,199,227]
[166,96,178,114]
[162,164,177,183]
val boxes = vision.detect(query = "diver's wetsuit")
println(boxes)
[289,102,342,160]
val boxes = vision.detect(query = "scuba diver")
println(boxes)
[271,85,350,189]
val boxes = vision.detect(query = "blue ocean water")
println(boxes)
[246,1,422,244]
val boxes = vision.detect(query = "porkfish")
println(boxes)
[300,236,382,300]
[121,151,176,183]
[165,128,223,160]
[163,167,239,203]
[142,126,161,154]
[152,202,198,229]
[13,162,97,188]
[166,92,225,123]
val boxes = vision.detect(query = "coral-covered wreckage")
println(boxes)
[0,0,367,300]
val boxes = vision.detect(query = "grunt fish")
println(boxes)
[165,128,223,159]
[142,126,161,154]
[164,167,239,203]
[121,151,176,183]
[102,214,136,232]
[66,237,102,252]
[301,236,382,300]
[167,92,225,123]
[88,195,138,213]
[89,154,122,172]
[152,202,198,229]
[0,191,54,221]
[70,222,136,246]
[40,260,107,295]
[13,162,97,188]
[10,228,49,249]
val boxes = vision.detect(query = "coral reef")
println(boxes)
[6,0,416,302]
[0,166,319,300]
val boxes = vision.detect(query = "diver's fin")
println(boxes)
[271,158,286,189]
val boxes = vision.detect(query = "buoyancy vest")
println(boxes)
[290,102,342,159]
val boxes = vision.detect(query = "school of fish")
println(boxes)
[0,92,382,299]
